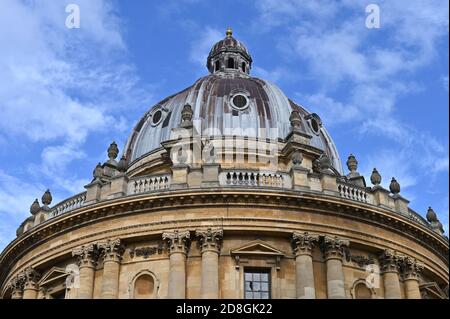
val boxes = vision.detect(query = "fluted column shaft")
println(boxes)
[323,236,349,299]
[379,250,402,299]
[292,232,319,299]
[98,239,124,299]
[73,244,98,299]
[196,228,223,299]
[163,230,190,299]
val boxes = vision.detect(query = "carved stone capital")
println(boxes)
[401,257,424,281]
[162,230,191,255]
[9,272,26,297]
[196,228,223,253]
[379,249,403,273]
[97,238,124,262]
[23,267,41,289]
[322,236,349,261]
[291,232,319,256]
[72,243,98,268]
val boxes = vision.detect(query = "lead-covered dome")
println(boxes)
[124,29,343,173]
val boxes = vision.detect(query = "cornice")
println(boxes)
[0,188,448,289]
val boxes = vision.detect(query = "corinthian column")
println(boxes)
[402,257,423,299]
[98,238,124,299]
[73,244,98,299]
[292,232,319,299]
[196,228,223,299]
[323,235,349,299]
[9,274,25,299]
[163,230,191,299]
[22,267,41,299]
[379,249,402,299]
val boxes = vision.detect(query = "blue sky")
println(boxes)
[0,0,448,250]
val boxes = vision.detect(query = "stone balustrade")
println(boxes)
[219,170,292,189]
[337,182,372,204]
[21,167,437,236]
[49,192,86,218]
[128,174,171,195]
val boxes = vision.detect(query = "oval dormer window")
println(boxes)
[150,107,165,127]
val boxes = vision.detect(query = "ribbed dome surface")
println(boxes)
[124,72,343,173]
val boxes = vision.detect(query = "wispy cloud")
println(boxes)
[0,0,150,248]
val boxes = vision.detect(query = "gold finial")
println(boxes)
[226,27,233,37]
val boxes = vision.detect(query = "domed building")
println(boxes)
[0,29,448,300]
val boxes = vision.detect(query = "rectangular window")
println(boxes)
[244,268,271,299]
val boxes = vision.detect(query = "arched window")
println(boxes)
[133,274,155,299]
[215,60,220,71]
[227,58,235,69]
[241,62,246,73]
[354,282,372,299]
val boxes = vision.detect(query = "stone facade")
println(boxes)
[0,29,448,300]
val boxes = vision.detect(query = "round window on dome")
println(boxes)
[231,94,249,110]
[151,109,164,126]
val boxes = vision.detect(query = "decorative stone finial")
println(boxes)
[370,168,382,186]
[182,104,193,121]
[41,189,52,206]
[426,207,444,235]
[93,162,103,180]
[226,27,233,37]
[289,110,302,130]
[346,154,358,173]
[117,155,128,173]
[180,104,193,128]
[30,199,40,215]
[291,150,303,167]
[389,177,400,194]
[107,141,119,161]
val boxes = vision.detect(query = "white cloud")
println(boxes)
[0,0,150,249]
[189,27,223,68]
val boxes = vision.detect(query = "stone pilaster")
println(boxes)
[322,235,349,299]
[72,244,98,299]
[292,232,319,299]
[401,257,423,299]
[22,267,41,299]
[379,249,402,299]
[163,230,191,299]
[196,228,223,299]
[98,238,124,299]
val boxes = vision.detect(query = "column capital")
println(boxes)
[98,238,124,262]
[72,243,99,268]
[379,249,403,274]
[196,228,223,253]
[23,267,41,290]
[401,257,424,281]
[292,232,319,256]
[322,235,349,261]
[163,230,191,255]
[9,273,26,298]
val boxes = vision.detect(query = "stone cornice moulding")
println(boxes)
[0,189,448,291]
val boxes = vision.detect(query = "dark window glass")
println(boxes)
[228,58,235,68]
[242,62,246,72]
[244,268,271,299]
[152,110,162,125]
[311,118,319,133]
[232,95,247,109]
[215,60,220,71]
